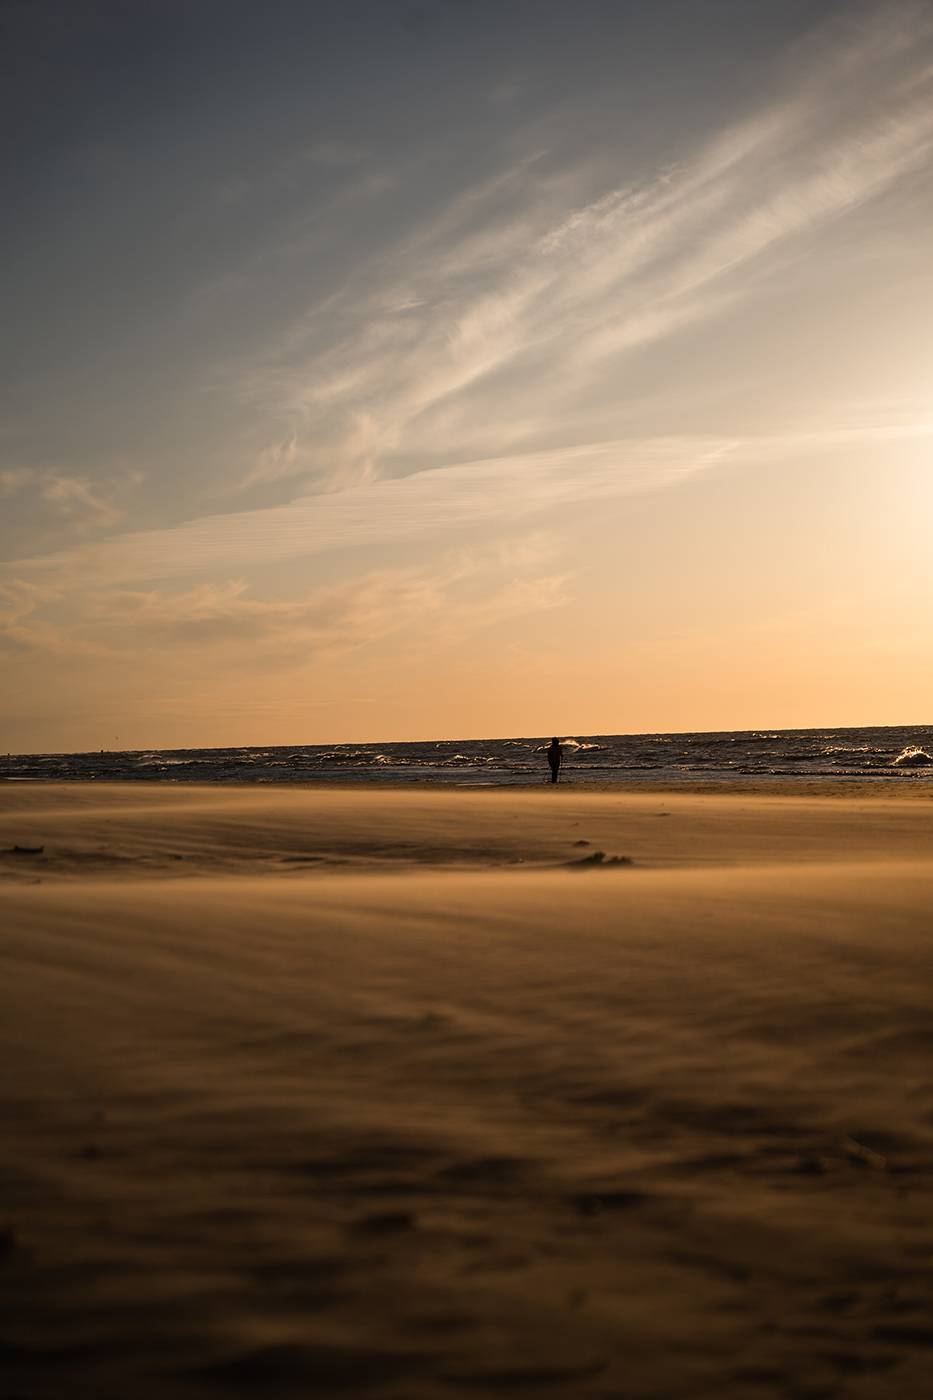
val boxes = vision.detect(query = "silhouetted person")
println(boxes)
[546,737,562,784]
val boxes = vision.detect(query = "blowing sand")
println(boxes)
[2,782,933,1398]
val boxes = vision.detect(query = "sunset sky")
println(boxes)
[2,0,932,751]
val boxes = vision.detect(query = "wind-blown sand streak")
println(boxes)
[2,784,933,1397]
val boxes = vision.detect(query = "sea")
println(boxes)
[3,725,933,786]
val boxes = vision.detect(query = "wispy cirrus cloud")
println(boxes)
[8,416,933,597]
[0,467,130,532]
[233,5,933,494]
[2,538,567,664]
[3,435,726,588]
[6,9,933,657]
[0,579,105,657]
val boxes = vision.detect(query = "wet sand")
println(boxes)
[2,783,933,1397]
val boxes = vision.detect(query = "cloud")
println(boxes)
[90,573,447,651]
[240,433,303,489]
[7,415,933,598]
[39,473,126,530]
[3,435,724,588]
[0,579,102,656]
[3,539,568,663]
[0,579,47,629]
[5,8,932,608]
[227,6,933,494]
[0,469,34,495]
[0,466,132,534]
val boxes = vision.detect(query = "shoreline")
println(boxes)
[4,773,933,796]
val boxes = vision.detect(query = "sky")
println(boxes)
[2,0,932,751]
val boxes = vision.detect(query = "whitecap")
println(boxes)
[892,747,933,767]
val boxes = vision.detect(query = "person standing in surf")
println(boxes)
[546,737,562,784]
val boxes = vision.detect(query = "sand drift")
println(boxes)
[2,783,933,1398]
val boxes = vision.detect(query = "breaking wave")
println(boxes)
[892,747,933,767]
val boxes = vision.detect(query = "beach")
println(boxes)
[2,782,933,1398]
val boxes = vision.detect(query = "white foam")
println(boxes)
[892,747,933,767]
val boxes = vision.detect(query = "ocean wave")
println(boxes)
[532,738,602,752]
[316,750,382,763]
[892,747,933,767]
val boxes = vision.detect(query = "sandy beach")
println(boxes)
[3,781,933,1398]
